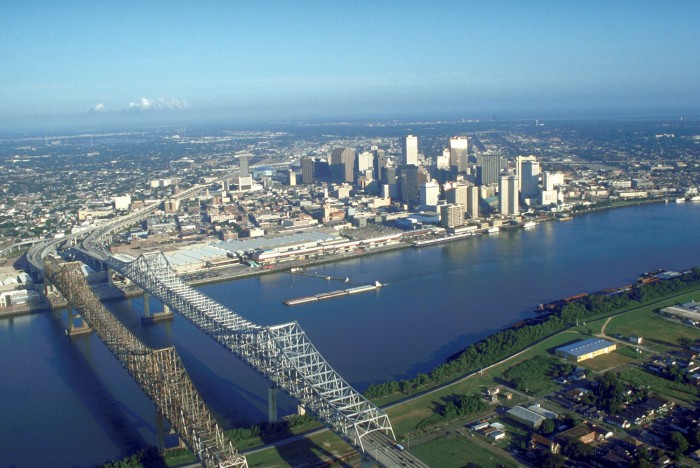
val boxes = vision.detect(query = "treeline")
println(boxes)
[441,393,486,418]
[365,267,700,400]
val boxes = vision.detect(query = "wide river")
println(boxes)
[2,202,699,466]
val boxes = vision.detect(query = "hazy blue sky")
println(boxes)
[2,1,699,129]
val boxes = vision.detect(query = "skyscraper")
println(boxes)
[401,135,418,166]
[420,180,440,207]
[330,147,356,183]
[239,155,250,177]
[301,157,314,184]
[517,155,540,198]
[398,165,419,204]
[477,153,502,185]
[499,175,519,216]
[467,185,480,219]
[449,136,469,173]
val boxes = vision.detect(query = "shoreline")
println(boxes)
[0,197,675,319]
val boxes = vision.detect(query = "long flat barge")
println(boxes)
[284,281,383,306]
[413,231,479,247]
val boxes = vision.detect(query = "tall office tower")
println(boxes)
[476,153,502,185]
[239,155,250,177]
[288,170,296,186]
[440,204,465,228]
[301,157,314,184]
[420,180,440,207]
[417,166,430,186]
[517,155,540,197]
[467,185,480,219]
[446,182,469,216]
[498,175,519,216]
[401,135,419,166]
[330,147,356,183]
[313,159,330,179]
[436,148,451,170]
[398,165,420,204]
[223,179,230,193]
[357,151,373,172]
[381,166,398,185]
[372,148,386,181]
[449,136,469,173]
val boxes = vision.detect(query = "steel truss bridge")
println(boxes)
[107,251,396,453]
[45,260,247,468]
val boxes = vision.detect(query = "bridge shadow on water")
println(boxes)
[44,310,159,466]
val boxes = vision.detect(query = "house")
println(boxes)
[488,430,505,441]
[531,433,561,454]
[555,423,598,445]
[605,414,631,429]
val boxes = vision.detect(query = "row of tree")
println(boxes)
[364,268,700,400]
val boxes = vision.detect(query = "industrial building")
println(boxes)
[555,338,617,362]
[507,405,547,429]
[660,302,700,324]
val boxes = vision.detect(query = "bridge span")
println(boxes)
[107,250,396,454]
[45,259,247,468]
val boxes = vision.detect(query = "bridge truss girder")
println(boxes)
[45,260,246,468]
[109,251,395,452]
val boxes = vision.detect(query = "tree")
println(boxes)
[538,451,566,468]
[541,418,555,435]
[677,336,694,349]
[667,431,689,456]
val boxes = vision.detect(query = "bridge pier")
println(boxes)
[156,410,165,456]
[268,386,278,423]
[65,309,92,336]
[141,293,173,324]
[297,404,306,416]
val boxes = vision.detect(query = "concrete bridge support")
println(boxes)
[141,292,173,324]
[66,309,92,336]
[268,386,278,423]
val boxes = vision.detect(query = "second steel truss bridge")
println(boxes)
[45,260,247,468]
[107,251,395,453]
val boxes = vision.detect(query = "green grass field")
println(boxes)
[598,290,700,350]
[619,367,699,405]
[411,433,518,468]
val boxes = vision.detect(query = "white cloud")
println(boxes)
[92,103,105,112]
[128,96,188,111]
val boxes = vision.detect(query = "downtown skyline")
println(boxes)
[2,1,700,131]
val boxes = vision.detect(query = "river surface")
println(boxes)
[2,202,699,466]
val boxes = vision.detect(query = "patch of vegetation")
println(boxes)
[103,448,163,468]
[441,393,487,418]
[504,355,573,394]
[619,367,699,404]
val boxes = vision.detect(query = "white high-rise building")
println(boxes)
[401,135,419,166]
[437,149,451,170]
[467,185,480,219]
[517,155,538,195]
[499,174,519,216]
[541,171,565,205]
[449,136,469,173]
[420,179,440,207]
[357,151,373,172]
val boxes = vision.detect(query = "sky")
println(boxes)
[2,1,699,130]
